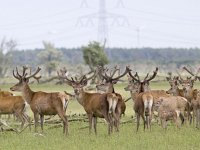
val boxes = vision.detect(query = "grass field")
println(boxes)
[1,81,200,150]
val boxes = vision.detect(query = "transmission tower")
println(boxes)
[98,0,108,44]
[80,0,89,8]
[77,0,129,46]
[116,0,125,8]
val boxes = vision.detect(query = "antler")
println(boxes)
[13,66,41,82]
[13,70,20,80]
[101,66,131,82]
[176,69,184,81]
[13,66,29,79]
[26,67,41,81]
[144,67,158,82]
[183,66,200,81]
[182,66,194,76]
[109,65,120,78]
[128,71,140,82]
[143,73,149,81]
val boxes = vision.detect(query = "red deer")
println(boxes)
[154,95,190,127]
[0,95,30,129]
[58,72,120,135]
[166,74,184,97]
[0,89,13,98]
[10,66,69,135]
[96,66,130,129]
[180,66,200,124]
[155,100,180,130]
[125,67,159,131]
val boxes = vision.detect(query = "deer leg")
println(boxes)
[109,113,114,133]
[149,110,153,131]
[93,116,97,135]
[23,113,32,131]
[15,111,25,129]
[196,109,200,129]
[40,114,44,131]
[87,114,93,134]
[34,112,39,133]
[136,113,140,132]
[141,114,146,131]
[188,105,192,125]
[114,110,120,132]
[179,112,185,125]
[103,113,112,135]
[57,110,68,135]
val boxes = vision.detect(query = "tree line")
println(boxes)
[1,40,200,77]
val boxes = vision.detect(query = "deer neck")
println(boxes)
[74,89,86,106]
[107,84,115,93]
[171,87,180,96]
[22,84,34,104]
[183,88,193,100]
[131,91,139,101]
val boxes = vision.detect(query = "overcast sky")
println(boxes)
[0,0,200,49]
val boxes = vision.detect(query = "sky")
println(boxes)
[0,0,200,50]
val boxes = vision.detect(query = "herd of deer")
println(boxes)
[0,65,200,136]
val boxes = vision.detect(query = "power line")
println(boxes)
[77,0,129,46]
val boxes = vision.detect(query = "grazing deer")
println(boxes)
[10,66,69,135]
[125,67,160,131]
[58,72,120,135]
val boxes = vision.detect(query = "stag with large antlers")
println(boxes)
[10,66,69,135]
[95,66,130,128]
[124,67,160,131]
[128,67,158,92]
[58,71,121,135]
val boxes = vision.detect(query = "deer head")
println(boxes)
[124,74,140,93]
[128,67,158,92]
[166,73,180,94]
[58,70,95,95]
[177,67,200,91]
[10,66,41,92]
[96,66,131,93]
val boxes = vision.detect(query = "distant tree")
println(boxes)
[0,37,17,77]
[82,41,109,71]
[38,41,63,76]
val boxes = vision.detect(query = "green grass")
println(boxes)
[1,82,200,150]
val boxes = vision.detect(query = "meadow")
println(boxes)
[0,81,200,150]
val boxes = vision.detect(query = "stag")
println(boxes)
[10,66,69,135]
[96,66,130,128]
[166,74,184,97]
[128,67,158,92]
[124,67,159,131]
[58,72,120,135]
